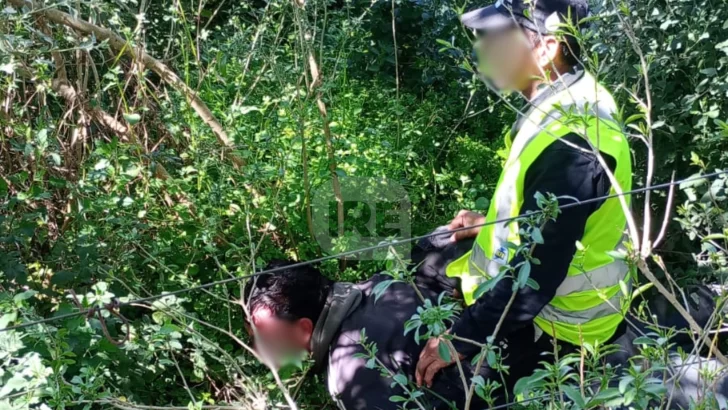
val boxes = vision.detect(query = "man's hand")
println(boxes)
[415,337,460,387]
[448,210,486,242]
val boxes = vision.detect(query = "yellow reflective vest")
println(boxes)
[446,69,633,346]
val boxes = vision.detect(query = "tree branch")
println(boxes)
[10,0,244,167]
[637,259,728,365]
[292,0,345,266]
[653,171,677,249]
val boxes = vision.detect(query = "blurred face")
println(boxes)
[475,27,538,91]
[247,307,313,368]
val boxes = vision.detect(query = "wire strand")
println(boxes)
[2,169,726,334]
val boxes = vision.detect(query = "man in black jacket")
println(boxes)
[243,244,728,409]
[242,244,476,410]
[244,263,422,409]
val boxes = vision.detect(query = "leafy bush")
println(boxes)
[1,0,727,408]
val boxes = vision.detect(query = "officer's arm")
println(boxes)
[450,134,615,357]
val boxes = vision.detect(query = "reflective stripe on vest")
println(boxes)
[554,257,629,297]
[540,292,622,324]
[446,70,633,346]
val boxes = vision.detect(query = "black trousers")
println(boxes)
[427,321,638,409]
[410,237,635,409]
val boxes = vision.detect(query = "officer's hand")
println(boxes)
[415,337,460,388]
[448,210,486,242]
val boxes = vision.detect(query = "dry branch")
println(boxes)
[52,79,130,138]
[9,0,244,167]
[33,17,193,213]
[637,259,728,365]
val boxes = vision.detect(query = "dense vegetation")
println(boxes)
[1,0,727,409]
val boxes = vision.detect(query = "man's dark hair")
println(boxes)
[559,32,582,67]
[243,260,333,323]
[525,29,582,67]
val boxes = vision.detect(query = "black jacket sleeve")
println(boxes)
[450,134,616,357]
[332,347,401,410]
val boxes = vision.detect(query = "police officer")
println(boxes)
[415,0,634,396]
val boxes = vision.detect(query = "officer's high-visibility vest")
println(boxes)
[446,69,633,346]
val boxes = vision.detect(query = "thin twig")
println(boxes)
[637,260,728,365]
[169,349,197,405]
[463,289,518,410]
[464,218,548,409]
[391,0,401,147]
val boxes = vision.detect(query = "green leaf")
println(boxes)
[472,375,488,400]
[13,290,37,302]
[503,241,519,251]
[623,388,636,406]
[372,280,393,303]
[534,191,547,207]
[526,278,540,290]
[160,323,181,334]
[702,233,727,241]
[0,62,15,74]
[49,152,61,166]
[0,312,18,329]
[94,159,110,170]
[0,375,28,397]
[152,311,166,324]
[606,250,627,260]
[513,376,531,397]
[513,370,551,396]
[618,375,634,394]
[389,395,408,403]
[486,349,497,367]
[438,341,451,363]
[562,385,586,409]
[471,375,485,387]
[517,261,531,288]
[589,387,622,405]
[124,166,141,178]
[474,197,490,210]
[124,113,141,125]
[365,358,376,369]
[643,383,667,396]
[239,106,261,114]
[473,278,494,299]
[51,270,77,286]
[78,34,97,51]
[632,336,657,346]
[403,319,420,336]
[471,351,483,367]
[392,373,407,386]
[680,173,708,189]
[531,227,544,244]
[624,113,644,124]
